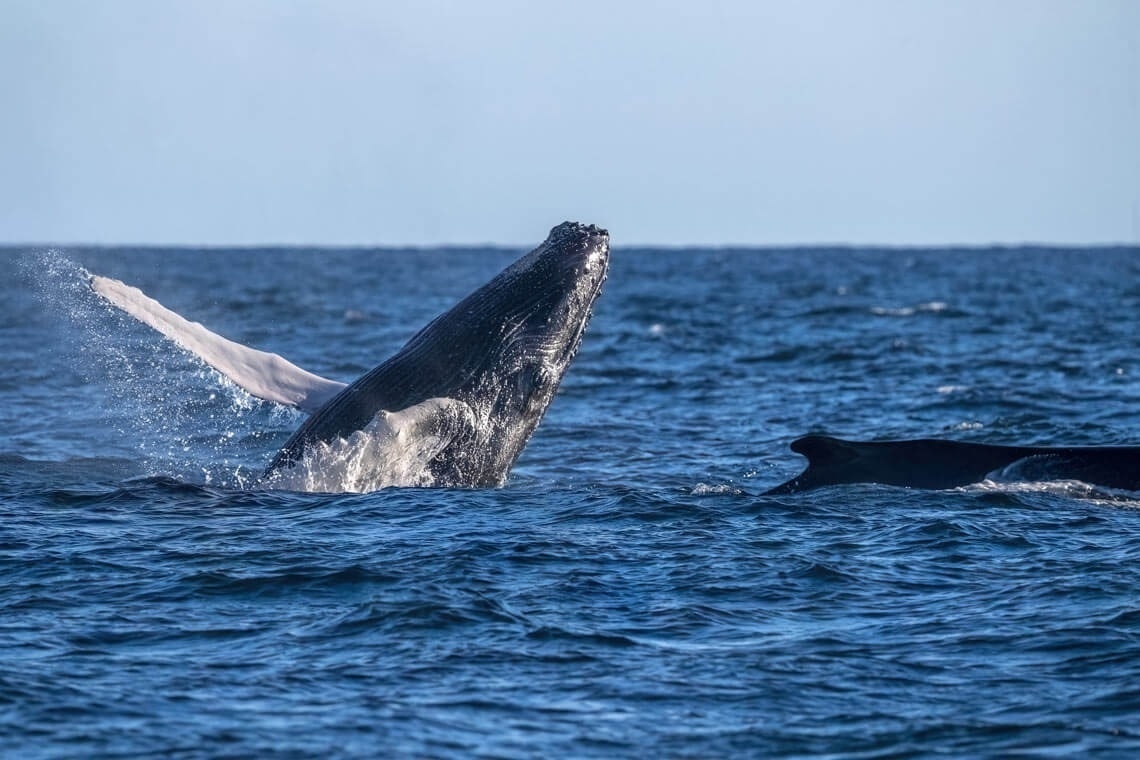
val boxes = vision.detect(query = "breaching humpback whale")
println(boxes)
[90,221,609,491]
[766,435,1140,494]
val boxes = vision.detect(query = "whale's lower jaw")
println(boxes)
[263,222,610,490]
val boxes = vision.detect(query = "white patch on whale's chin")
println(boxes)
[264,397,475,493]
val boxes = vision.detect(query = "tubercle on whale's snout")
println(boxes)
[551,220,608,237]
[547,221,610,255]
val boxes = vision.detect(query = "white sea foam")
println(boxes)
[691,482,744,496]
[936,385,970,394]
[871,301,950,317]
[971,478,1140,506]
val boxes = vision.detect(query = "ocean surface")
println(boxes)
[3,243,1140,758]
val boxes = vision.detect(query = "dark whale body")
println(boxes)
[264,221,609,488]
[767,435,1140,494]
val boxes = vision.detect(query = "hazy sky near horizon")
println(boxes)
[2,1,1138,246]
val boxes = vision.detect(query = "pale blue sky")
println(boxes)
[2,1,1137,245]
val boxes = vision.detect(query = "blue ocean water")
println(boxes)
[2,244,1140,757]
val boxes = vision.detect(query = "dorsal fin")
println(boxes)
[789,435,859,468]
[766,435,860,494]
[90,274,346,413]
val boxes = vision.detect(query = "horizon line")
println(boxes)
[3,239,1138,251]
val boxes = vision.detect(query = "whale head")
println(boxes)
[264,221,610,490]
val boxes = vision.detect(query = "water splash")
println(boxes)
[264,397,476,493]
[25,250,292,488]
[972,478,1140,506]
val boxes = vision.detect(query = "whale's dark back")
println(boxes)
[767,435,1140,494]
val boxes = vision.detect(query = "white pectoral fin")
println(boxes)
[90,274,346,413]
